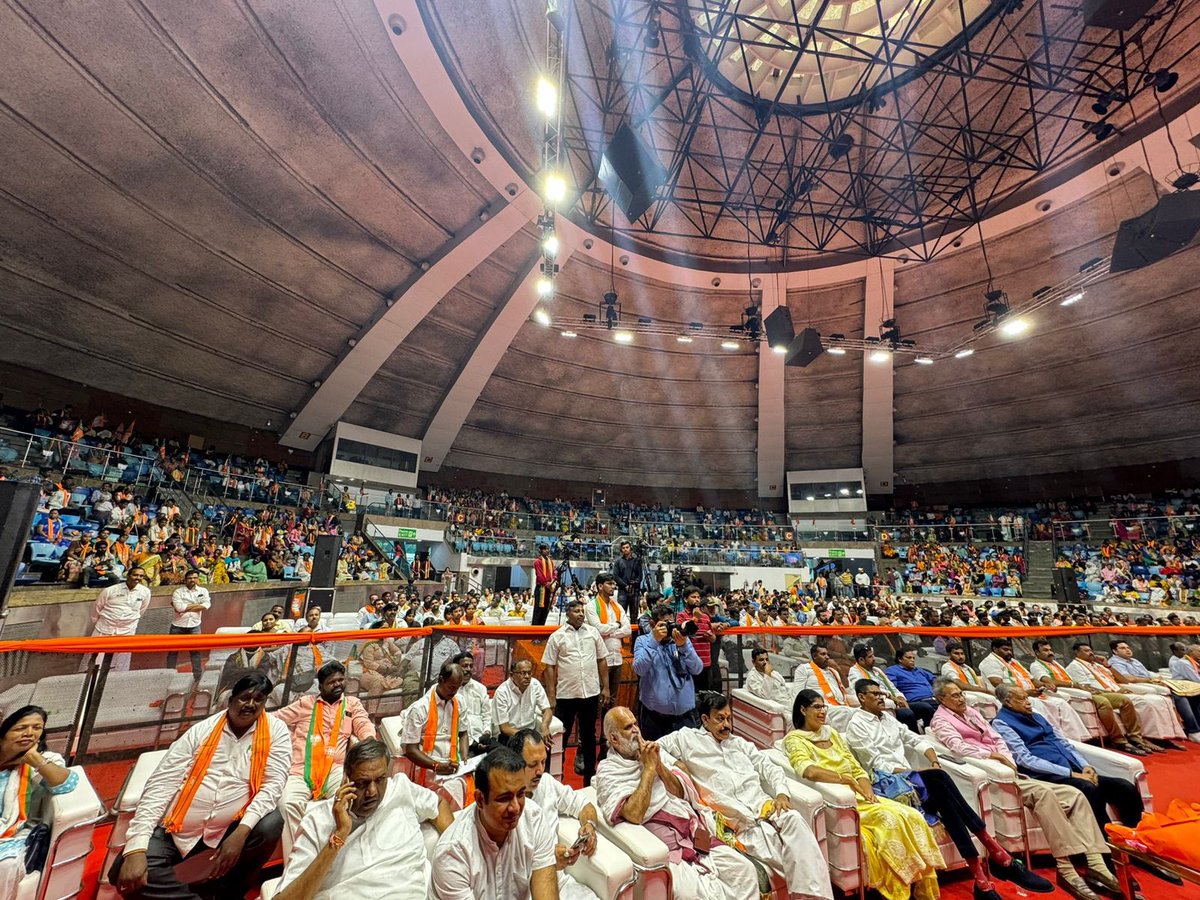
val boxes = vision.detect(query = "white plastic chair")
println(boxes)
[19,766,107,900]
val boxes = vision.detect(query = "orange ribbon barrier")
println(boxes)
[0,623,1197,657]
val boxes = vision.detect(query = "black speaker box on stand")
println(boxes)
[786,327,826,368]
[1052,568,1080,605]
[0,482,39,627]
[307,533,341,613]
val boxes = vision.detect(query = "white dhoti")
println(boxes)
[737,808,833,900]
[280,769,343,856]
[1033,695,1089,741]
[1122,686,1184,739]
[669,845,761,900]
[965,692,999,719]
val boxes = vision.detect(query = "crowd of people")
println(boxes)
[879,540,1026,597]
[1056,534,1199,605]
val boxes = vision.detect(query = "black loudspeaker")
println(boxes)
[763,306,796,350]
[0,482,39,618]
[598,122,667,223]
[1110,192,1200,272]
[786,327,826,368]
[310,534,341,589]
[1082,0,1155,30]
[1053,568,1080,604]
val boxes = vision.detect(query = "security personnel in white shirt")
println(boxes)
[542,599,609,786]
[90,565,152,672]
[167,569,210,678]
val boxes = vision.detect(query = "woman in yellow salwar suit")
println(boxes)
[784,689,944,900]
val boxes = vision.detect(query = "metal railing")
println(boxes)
[0,425,162,487]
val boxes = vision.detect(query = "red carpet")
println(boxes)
[78,747,1200,899]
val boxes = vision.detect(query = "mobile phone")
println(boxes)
[570,831,588,851]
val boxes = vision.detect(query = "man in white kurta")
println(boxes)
[1065,644,1183,741]
[658,698,832,900]
[90,566,152,671]
[585,572,631,702]
[433,749,559,899]
[596,707,759,900]
[401,662,470,782]
[451,651,493,750]
[746,648,796,705]
[493,660,556,737]
[978,641,1090,741]
[793,645,857,731]
[275,740,451,900]
[940,642,999,718]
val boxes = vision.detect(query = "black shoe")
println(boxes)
[973,886,1002,900]
[994,859,1055,893]
[1058,875,1102,900]
[1083,871,1124,899]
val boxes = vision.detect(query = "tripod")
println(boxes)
[551,555,585,625]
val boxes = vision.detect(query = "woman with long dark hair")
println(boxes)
[0,706,77,899]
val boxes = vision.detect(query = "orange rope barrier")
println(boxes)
[0,626,432,655]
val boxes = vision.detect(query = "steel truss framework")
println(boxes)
[557,0,1199,262]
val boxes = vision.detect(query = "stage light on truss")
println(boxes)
[542,232,560,257]
[676,334,693,344]
[827,346,847,355]
[914,356,934,365]
[536,277,554,297]
[535,77,558,117]
[954,348,975,359]
[1000,316,1030,336]
[613,330,634,344]
[771,345,788,354]
[1060,291,1084,306]
[869,349,891,363]
[721,340,740,350]
[560,329,577,338]
[543,173,568,205]
[533,308,552,327]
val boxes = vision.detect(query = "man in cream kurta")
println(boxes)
[401,662,470,782]
[978,641,1090,741]
[793,645,857,731]
[1065,644,1183,741]
[746,648,796,706]
[452,651,493,750]
[596,707,759,900]
[493,660,557,737]
[658,697,832,900]
[940,642,999,718]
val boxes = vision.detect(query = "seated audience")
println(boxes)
[492,660,555,739]
[1065,643,1184,747]
[275,739,452,900]
[849,644,919,731]
[111,674,290,899]
[1168,642,1200,684]
[929,679,1119,900]
[884,647,940,729]
[978,639,1090,741]
[746,646,796,705]
[658,692,833,900]
[402,661,469,783]
[794,644,857,730]
[0,706,78,900]
[596,706,759,900]
[784,690,943,900]
[1108,639,1200,742]
[274,661,376,850]
[452,652,493,753]
[939,642,998,718]
[432,747,558,899]
[991,685,1144,827]
[845,679,1050,900]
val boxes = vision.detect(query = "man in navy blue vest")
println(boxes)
[991,683,1143,828]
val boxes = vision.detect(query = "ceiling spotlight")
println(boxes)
[676,334,693,344]
[771,345,788,355]
[855,488,864,495]
[1060,291,1085,306]
[838,488,850,496]
[1150,68,1178,93]
[560,329,577,338]
[542,232,559,257]
[535,77,558,117]
[613,331,633,344]
[805,495,815,502]
[533,308,552,327]
[828,347,847,355]
[536,277,554,297]
[721,340,740,350]
[914,356,934,365]
[869,349,891,363]
[954,348,975,359]
[1000,317,1030,336]
[543,173,567,205]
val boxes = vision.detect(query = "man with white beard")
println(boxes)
[657,693,833,900]
[595,707,759,900]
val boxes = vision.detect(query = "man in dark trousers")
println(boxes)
[612,540,643,619]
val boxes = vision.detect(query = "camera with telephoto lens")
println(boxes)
[664,619,698,640]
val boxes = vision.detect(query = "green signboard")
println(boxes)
[827,548,846,558]
[396,527,418,539]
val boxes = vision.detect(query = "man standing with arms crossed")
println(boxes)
[90,565,151,672]
[543,599,608,786]
[166,569,209,680]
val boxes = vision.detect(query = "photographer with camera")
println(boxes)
[612,540,643,619]
[633,604,703,740]
[677,587,722,691]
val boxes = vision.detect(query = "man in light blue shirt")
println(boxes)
[1109,639,1200,740]
[1168,642,1200,683]
[633,603,702,740]
[884,646,939,729]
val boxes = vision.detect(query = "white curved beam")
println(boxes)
[862,259,895,495]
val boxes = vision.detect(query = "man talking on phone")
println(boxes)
[276,739,453,900]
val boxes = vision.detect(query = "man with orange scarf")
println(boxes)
[274,662,376,854]
[531,544,557,627]
[401,661,470,783]
[113,673,290,899]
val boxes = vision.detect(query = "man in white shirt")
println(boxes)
[509,728,608,900]
[167,569,210,679]
[745,647,795,706]
[542,599,609,786]
[939,641,999,718]
[91,565,152,672]
[402,661,470,783]
[1065,643,1184,746]
[1168,643,1200,683]
[978,639,1089,741]
[845,678,1050,900]
[1028,640,1146,754]
[433,747,559,899]
[793,644,857,730]
[596,707,759,900]
[452,651,494,752]
[585,572,629,705]
[276,739,453,900]
[1108,639,1200,743]
[493,659,555,739]
[658,694,832,900]
[112,673,291,899]
[848,643,919,731]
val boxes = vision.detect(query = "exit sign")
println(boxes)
[828,549,846,558]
